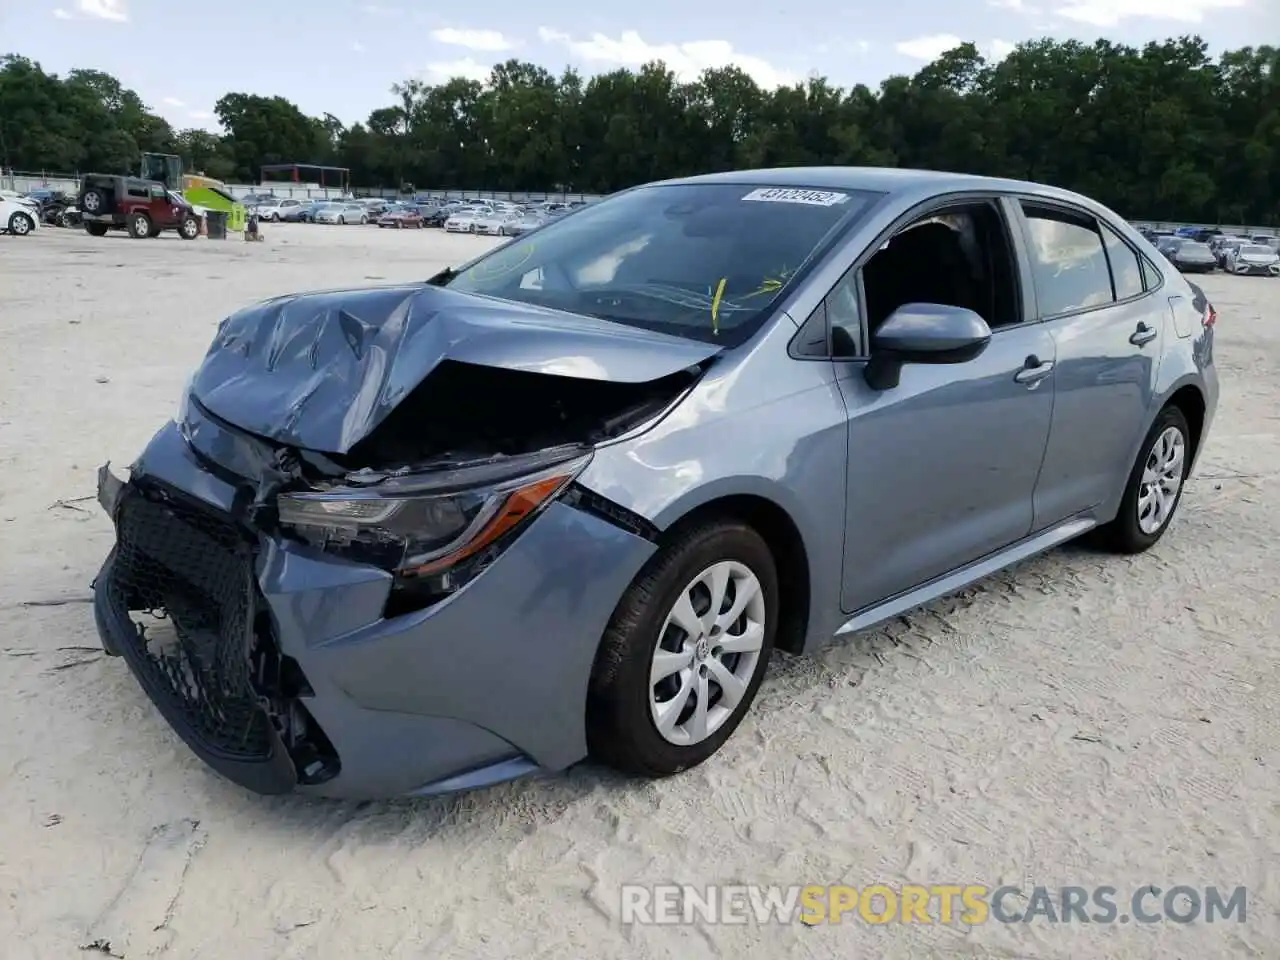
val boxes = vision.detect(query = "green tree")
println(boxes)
[3,37,1278,223]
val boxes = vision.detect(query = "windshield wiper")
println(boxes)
[425,267,457,287]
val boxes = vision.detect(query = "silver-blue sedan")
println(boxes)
[92,167,1218,799]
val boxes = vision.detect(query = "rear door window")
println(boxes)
[1100,223,1144,300]
[1019,203,1115,316]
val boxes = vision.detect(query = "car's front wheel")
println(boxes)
[1097,405,1191,553]
[7,211,34,236]
[587,520,778,777]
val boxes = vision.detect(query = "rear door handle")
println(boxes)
[1130,322,1158,346]
[1014,356,1054,385]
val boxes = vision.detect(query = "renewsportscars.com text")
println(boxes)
[620,884,1247,926]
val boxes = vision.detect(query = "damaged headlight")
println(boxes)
[276,445,592,579]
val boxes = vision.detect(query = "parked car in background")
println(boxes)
[78,174,201,240]
[444,207,493,233]
[472,211,522,236]
[505,212,547,237]
[91,167,1218,800]
[1,193,40,235]
[255,198,306,221]
[1166,240,1217,273]
[283,201,321,222]
[1224,243,1280,276]
[315,202,370,225]
[1212,237,1248,269]
[378,208,424,228]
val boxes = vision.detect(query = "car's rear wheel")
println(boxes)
[7,212,34,236]
[360,215,368,225]
[1097,406,1191,554]
[84,222,109,237]
[338,216,345,225]
[587,520,778,777]
[127,212,151,238]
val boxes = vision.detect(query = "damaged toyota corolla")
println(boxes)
[93,168,1217,799]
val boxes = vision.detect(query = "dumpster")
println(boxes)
[206,210,228,239]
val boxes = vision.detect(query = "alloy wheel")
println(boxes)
[10,214,31,235]
[649,560,766,746]
[1137,425,1185,535]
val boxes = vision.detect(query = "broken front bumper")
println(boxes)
[91,421,656,799]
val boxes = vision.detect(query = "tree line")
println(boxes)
[1,37,1276,224]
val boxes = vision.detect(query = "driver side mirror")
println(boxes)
[864,303,992,390]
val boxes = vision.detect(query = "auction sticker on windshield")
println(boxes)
[741,188,850,206]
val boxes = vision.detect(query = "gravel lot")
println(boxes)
[1,224,1276,960]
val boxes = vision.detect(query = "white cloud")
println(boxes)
[53,8,72,18]
[989,0,1040,9]
[76,0,127,21]
[1054,0,1247,24]
[351,40,365,52]
[895,34,964,60]
[986,38,1017,60]
[537,27,798,88]
[430,27,517,51]
[188,110,212,121]
[421,58,492,83]
[162,96,184,107]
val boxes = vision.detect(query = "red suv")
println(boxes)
[79,174,201,240]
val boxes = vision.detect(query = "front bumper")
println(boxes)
[92,420,656,799]
[1234,262,1280,275]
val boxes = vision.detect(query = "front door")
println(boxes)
[148,185,179,228]
[829,196,1057,613]
[836,323,1056,613]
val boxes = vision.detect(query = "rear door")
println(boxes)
[1011,200,1165,530]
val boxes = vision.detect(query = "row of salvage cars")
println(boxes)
[243,194,584,238]
[1141,226,1280,276]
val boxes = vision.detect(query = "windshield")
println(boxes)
[1241,245,1272,255]
[445,182,880,344]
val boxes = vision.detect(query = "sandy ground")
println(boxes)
[0,223,1277,960]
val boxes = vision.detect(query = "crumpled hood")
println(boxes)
[190,283,720,454]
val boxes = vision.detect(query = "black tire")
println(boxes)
[1096,405,1192,554]
[178,216,199,240]
[84,222,109,237]
[338,216,345,225]
[6,212,34,236]
[586,520,779,778]
[127,212,151,238]
[271,213,280,222]
[81,189,107,215]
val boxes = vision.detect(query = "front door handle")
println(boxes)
[1014,356,1054,385]
[1130,322,1158,346]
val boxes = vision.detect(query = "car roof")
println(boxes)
[651,165,1108,208]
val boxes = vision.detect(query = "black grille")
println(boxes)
[106,481,273,760]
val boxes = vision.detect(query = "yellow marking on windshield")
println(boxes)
[711,277,727,334]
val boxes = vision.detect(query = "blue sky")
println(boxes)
[2,0,1273,131]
